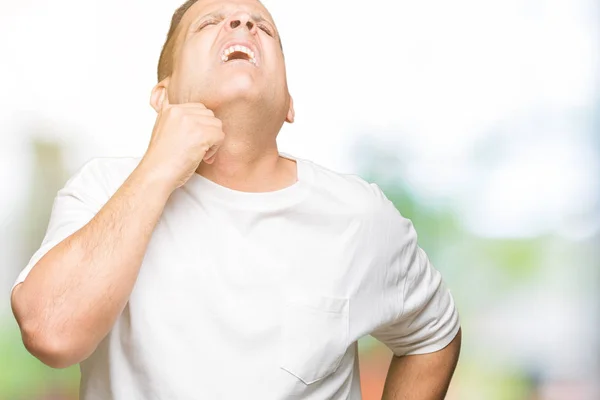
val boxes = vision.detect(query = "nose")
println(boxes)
[226,12,257,34]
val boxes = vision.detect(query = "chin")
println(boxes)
[217,80,262,103]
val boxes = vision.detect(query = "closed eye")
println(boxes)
[258,24,273,37]
[198,19,220,31]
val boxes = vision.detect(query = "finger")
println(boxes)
[164,102,209,111]
[172,102,208,109]
[203,144,220,162]
[204,153,217,164]
[166,104,213,117]
[203,144,219,160]
[204,153,216,164]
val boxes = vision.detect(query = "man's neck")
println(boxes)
[194,116,296,193]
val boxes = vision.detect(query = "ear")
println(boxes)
[285,95,295,123]
[150,78,170,112]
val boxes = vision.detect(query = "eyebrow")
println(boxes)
[198,11,226,22]
[250,13,268,24]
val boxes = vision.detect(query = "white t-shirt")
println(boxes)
[12,153,460,400]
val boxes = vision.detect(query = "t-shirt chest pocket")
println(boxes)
[279,295,350,385]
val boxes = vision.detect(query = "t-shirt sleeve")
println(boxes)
[369,184,460,357]
[10,159,107,294]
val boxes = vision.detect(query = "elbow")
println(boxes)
[21,329,82,369]
[12,286,91,369]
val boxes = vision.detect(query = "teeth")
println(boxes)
[221,44,256,64]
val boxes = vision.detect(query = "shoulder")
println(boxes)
[299,156,397,218]
[299,156,416,243]
[64,156,142,200]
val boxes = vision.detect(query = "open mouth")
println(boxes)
[221,45,256,65]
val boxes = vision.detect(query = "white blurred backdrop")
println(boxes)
[1,0,598,399]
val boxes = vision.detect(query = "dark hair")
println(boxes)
[157,0,201,82]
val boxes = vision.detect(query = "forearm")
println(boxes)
[12,159,173,367]
[381,328,461,400]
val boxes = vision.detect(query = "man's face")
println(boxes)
[167,0,290,116]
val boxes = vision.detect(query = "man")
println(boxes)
[10,0,461,398]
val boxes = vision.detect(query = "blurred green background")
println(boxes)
[1,0,598,399]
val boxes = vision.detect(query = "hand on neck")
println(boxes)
[169,86,295,193]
